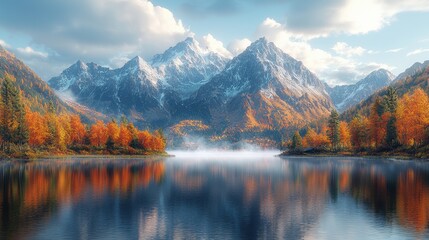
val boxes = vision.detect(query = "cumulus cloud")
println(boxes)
[0,39,10,49]
[181,0,429,37]
[267,0,429,37]
[255,18,392,85]
[16,46,48,58]
[332,42,366,57]
[228,38,252,56]
[200,34,232,58]
[406,48,429,56]
[0,0,192,78]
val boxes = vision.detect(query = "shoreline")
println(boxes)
[0,152,174,161]
[278,151,429,160]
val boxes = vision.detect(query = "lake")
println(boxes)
[1,151,429,239]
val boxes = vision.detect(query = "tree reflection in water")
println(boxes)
[0,156,429,239]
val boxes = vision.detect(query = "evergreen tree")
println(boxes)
[120,115,128,125]
[290,131,303,152]
[386,116,399,148]
[0,75,16,147]
[14,98,29,145]
[383,87,398,113]
[327,109,340,150]
[0,75,28,150]
[383,87,399,148]
[106,136,115,151]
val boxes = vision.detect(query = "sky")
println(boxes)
[0,0,429,86]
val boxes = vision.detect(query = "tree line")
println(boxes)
[0,75,166,157]
[289,86,429,155]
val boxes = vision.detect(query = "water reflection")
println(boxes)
[1,156,429,239]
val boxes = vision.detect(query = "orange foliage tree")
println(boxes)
[26,109,48,147]
[396,88,429,146]
[302,127,330,149]
[369,98,387,148]
[69,115,87,145]
[349,115,370,150]
[89,120,108,147]
[117,124,132,147]
[339,121,351,149]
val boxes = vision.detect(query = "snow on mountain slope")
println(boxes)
[49,57,168,127]
[326,69,395,112]
[186,37,333,132]
[151,37,229,99]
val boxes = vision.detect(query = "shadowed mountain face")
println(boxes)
[326,69,395,112]
[0,45,69,113]
[48,38,333,135]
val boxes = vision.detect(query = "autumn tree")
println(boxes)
[106,120,120,143]
[327,109,340,150]
[137,130,152,150]
[89,120,108,147]
[118,124,132,147]
[396,88,429,146]
[69,115,87,145]
[349,114,370,150]
[369,98,387,148]
[339,121,351,149]
[26,109,48,147]
[303,127,330,149]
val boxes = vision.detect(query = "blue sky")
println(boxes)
[0,0,428,86]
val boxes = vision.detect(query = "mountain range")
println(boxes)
[326,69,395,112]
[49,38,336,135]
[343,60,429,120]
[1,37,421,143]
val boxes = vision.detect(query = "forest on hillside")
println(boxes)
[0,75,166,159]
[286,87,429,158]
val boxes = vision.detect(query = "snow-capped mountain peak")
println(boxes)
[150,37,229,99]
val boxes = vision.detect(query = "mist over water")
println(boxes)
[169,150,281,161]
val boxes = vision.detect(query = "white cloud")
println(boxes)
[283,0,429,37]
[16,46,48,58]
[228,38,252,56]
[407,48,429,56]
[386,48,402,53]
[0,39,10,49]
[0,0,192,78]
[332,42,366,57]
[200,34,232,58]
[254,18,393,86]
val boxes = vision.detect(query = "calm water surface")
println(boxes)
[1,151,429,239]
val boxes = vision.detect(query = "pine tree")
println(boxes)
[383,87,399,148]
[0,75,16,148]
[0,75,28,150]
[106,136,115,151]
[327,109,340,151]
[290,131,303,152]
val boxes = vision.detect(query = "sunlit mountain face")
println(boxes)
[2,156,429,239]
[48,38,333,143]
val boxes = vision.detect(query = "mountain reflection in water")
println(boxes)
[1,154,429,239]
